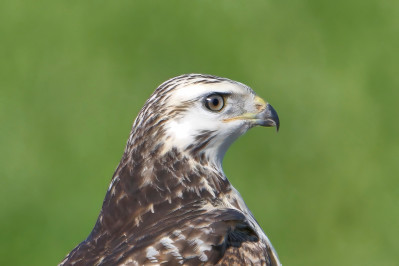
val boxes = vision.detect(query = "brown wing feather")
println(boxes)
[60,207,277,265]
[216,241,280,266]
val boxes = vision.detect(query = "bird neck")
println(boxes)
[90,145,232,237]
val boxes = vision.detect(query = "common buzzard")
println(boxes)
[60,74,281,265]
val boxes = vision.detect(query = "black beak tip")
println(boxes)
[266,103,280,132]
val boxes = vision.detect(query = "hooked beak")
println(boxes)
[255,103,280,132]
[222,96,280,131]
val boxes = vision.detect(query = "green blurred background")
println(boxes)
[1,0,398,265]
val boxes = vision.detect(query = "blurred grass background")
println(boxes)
[1,0,398,265]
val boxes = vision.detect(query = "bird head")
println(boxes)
[128,74,279,169]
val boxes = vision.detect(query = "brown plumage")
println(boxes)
[60,74,281,266]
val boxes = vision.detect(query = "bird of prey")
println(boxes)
[60,74,281,266]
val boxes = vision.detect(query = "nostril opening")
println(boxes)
[255,104,265,111]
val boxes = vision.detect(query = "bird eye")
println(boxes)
[205,94,225,111]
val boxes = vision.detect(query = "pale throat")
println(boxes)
[161,118,248,171]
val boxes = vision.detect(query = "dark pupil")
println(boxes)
[212,97,219,107]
